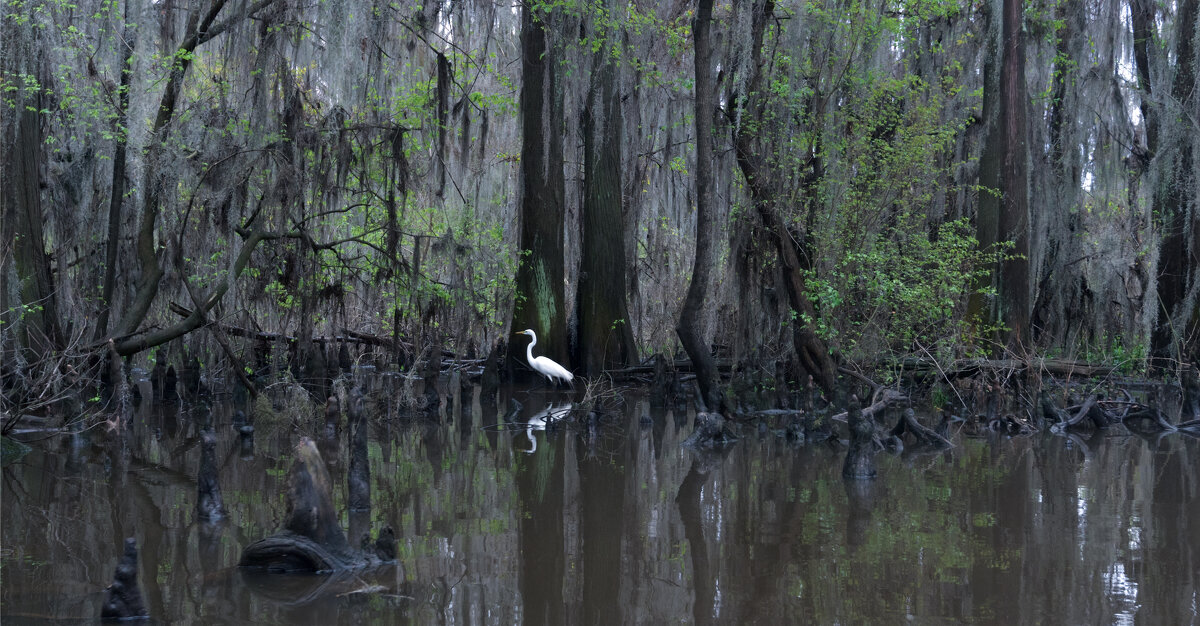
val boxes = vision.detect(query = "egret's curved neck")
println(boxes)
[526,332,537,364]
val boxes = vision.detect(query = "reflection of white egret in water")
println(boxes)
[520,402,572,454]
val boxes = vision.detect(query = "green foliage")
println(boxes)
[802,218,1010,360]
[1052,332,1149,374]
[729,0,1007,362]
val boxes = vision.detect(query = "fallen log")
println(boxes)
[168,302,387,348]
[1122,407,1178,433]
[890,357,1117,378]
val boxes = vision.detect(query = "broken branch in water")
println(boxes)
[830,388,908,423]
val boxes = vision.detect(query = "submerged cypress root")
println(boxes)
[842,395,877,479]
[240,438,386,572]
[101,537,149,620]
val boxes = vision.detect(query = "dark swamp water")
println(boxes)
[2,382,1198,625]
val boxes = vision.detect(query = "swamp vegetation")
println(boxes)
[1,0,1199,622]
[1,0,1197,406]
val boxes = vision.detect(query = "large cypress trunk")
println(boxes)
[1,9,63,355]
[677,0,723,410]
[510,2,569,375]
[576,0,637,376]
[997,0,1032,348]
[974,0,1031,350]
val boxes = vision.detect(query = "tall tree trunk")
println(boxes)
[1130,0,1159,159]
[998,0,1031,349]
[114,0,229,341]
[973,0,1003,328]
[95,12,135,341]
[1,8,63,355]
[576,0,637,377]
[1151,0,1199,362]
[728,0,837,396]
[510,2,569,376]
[677,0,722,411]
[975,0,1030,350]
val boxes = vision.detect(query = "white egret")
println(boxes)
[515,329,574,385]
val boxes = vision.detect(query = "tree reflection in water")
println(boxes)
[1,387,1197,624]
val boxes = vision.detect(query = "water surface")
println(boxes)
[2,386,1197,624]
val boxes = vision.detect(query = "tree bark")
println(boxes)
[510,2,569,376]
[576,0,637,376]
[997,0,1032,349]
[975,0,1030,350]
[677,0,723,411]
[1130,0,1159,159]
[95,11,135,341]
[1,9,63,355]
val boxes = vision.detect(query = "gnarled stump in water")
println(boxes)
[682,412,738,449]
[889,408,953,449]
[239,438,391,572]
[842,395,877,479]
[100,537,148,620]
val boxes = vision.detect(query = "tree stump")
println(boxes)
[240,438,361,572]
[842,395,877,479]
[100,537,148,620]
[682,412,738,449]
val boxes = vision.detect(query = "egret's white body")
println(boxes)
[515,329,574,385]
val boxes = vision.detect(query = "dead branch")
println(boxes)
[830,388,908,423]
[890,408,954,448]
